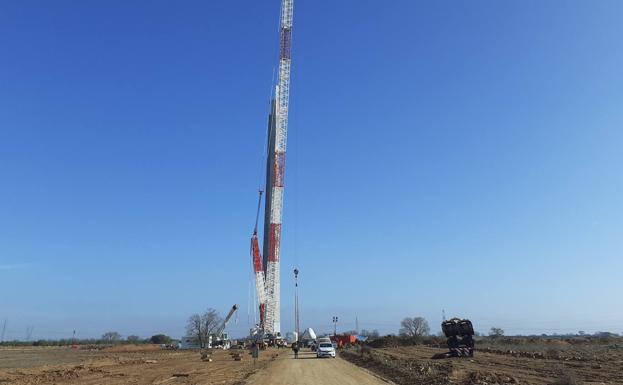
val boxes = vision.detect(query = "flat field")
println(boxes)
[2,342,623,385]
[341,343,623,385]
[0,345,277,385]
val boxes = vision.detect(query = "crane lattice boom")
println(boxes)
[251,0,294,337]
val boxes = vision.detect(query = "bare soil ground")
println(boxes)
[341,345,623,385]
[3,344,622,385]
[246,350,388,385]
[0,346,279,385]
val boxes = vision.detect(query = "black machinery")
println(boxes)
[440,318,474,358]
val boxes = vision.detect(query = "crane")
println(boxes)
[251,0,294,339]
[251,191,267,328]
[211,304,239,349]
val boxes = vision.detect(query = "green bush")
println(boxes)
[150,334,172,344]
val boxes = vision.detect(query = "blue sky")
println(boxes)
[1,0,622,340]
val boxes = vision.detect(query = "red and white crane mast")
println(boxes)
[251,0,294,337]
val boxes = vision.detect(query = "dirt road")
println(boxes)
[246,350,389,385]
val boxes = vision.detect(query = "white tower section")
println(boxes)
[263,0,294,336]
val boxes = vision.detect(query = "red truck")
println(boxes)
[330,335,357,348]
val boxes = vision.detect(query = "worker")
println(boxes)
[251,342,259,362]
[292,342,299,359]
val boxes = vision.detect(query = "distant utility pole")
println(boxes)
[332,316,338,336]
[26,326,34,341]
[442,309,446,321]
[355,317,359,334]
[294,268,300,342]
[1,319,6,342]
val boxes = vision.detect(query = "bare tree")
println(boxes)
[399,317,430,337]
[186,313,204,348]
[102,331,121,342]
[127,335,140,343]
[186,308,223,348]
[489,327,504,338]
[202,308,223,339]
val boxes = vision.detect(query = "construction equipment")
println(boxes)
[250,0,295,339]
[211,304,239,349]
[436,318,475,358]
[251,192,267,335]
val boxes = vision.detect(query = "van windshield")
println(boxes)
[319,343,333,348]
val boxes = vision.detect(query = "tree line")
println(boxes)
[0,333,173,347]
[398,316,505,338]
